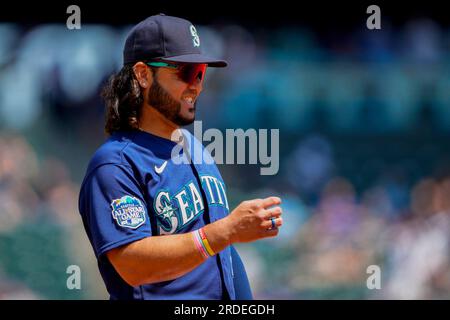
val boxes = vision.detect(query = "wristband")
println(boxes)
[198,228,215,256]
[192,229,209,259]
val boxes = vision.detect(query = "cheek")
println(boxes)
[159,77,187,100]
[174,83,189,99]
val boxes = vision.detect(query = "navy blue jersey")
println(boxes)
[78,129,236,300]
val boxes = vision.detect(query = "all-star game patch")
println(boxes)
[110,195,146,229]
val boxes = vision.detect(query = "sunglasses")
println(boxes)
[146,61,207,85]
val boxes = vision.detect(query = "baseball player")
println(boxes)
[78,14,283,300]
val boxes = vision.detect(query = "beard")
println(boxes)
[147,77,196,126]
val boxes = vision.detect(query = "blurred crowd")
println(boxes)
[0,134,105,299]
[0,17,450,299]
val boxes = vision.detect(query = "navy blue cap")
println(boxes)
[123,14,227,67]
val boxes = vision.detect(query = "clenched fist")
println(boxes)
[225,196,283,243]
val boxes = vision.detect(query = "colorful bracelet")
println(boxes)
[198,228,215,256]
[192,228,215,258]
[193,230,209,259]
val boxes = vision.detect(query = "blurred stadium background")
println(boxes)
[0,2,449,299]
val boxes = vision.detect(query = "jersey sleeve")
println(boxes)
[79,163,152,258]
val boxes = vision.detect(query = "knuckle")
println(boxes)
[258,211,267,220]
[252,202,262,211]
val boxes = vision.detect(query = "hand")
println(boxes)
[226,196,283,243]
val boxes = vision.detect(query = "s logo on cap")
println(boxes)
[190,25,200,47]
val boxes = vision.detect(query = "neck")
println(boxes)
[138,104,185,144]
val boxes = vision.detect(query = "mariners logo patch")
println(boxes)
[190,25,200,47]
[111,195,146,229]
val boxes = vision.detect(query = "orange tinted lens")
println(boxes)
[179,64,207,84]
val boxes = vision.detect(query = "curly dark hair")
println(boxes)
[102,64,155,135]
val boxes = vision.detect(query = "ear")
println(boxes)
[133,62,152,89]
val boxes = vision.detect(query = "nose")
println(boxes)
[188,77,203,92]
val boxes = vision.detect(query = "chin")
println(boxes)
[185,117,195,125]
[184,112,195,122]
[176,116,195,126]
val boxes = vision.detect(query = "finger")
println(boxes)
[261,196,281,209]
[262,228,279,238]
[261,217,283,229]
[264,206,282,219]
